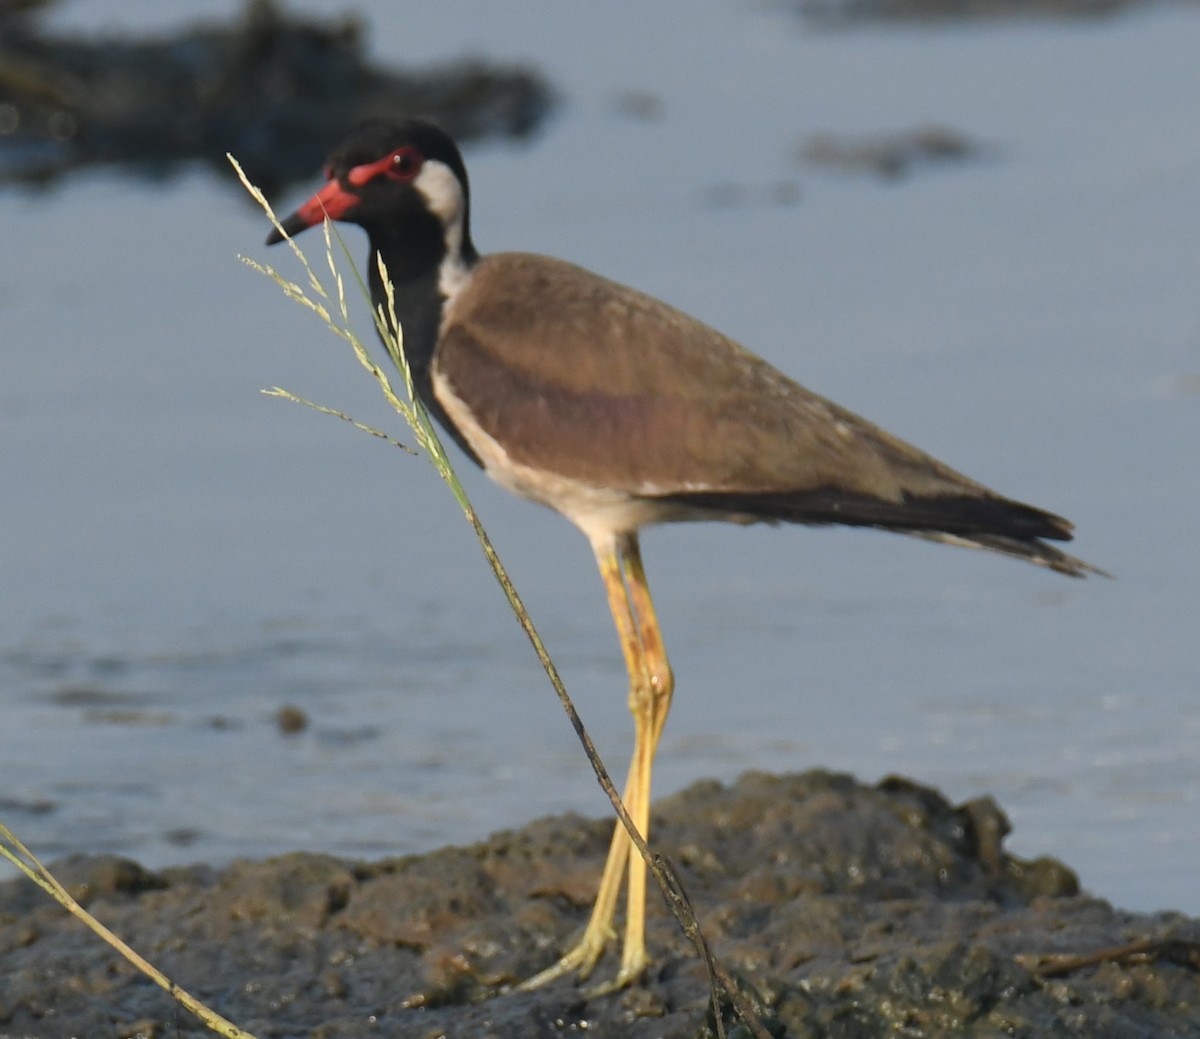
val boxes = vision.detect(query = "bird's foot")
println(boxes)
[580,957,646,998]
[515,927,646,995]
[515,930,607,993]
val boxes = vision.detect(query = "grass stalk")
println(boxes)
[229,155,771,1039]
[0,155,767,1039]
[0,824,256,1039]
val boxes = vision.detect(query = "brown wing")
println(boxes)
[435,252,1097,575]
[439,255,974,490]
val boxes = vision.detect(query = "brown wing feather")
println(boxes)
[441,253,991,500]
[435,252,1099,575]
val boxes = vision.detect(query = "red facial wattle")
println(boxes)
[267,147,425,244]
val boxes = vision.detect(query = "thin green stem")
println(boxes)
[230,153,772,1039]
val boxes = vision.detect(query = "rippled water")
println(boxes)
[2,0,1197,916]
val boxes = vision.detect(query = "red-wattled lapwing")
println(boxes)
[267,117,1100,992]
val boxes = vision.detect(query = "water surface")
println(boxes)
[2,0,1197,916]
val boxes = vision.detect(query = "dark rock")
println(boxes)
[0,771,1197,1037]
[274,704,308,734]
[0,0,556,193]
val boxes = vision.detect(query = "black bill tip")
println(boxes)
[265,211,313,246]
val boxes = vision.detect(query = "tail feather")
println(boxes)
[660,487,1106,578]
[902,530,1108,579]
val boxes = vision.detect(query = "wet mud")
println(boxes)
[1,770,1197,1037]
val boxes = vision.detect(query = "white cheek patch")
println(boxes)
[415,158,471,300]
[415,159,464,231]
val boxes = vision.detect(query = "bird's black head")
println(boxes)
[267,118,478,277]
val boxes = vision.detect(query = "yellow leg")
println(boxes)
[517,531,675,993]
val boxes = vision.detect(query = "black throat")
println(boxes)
[367,230,483,467]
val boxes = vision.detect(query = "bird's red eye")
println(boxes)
[321,163,334,181]
[345,147,426,188]
[386,147,423,182]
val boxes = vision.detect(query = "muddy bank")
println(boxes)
[1,770,1197,1037]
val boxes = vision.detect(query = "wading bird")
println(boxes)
[267,118,1098,992]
